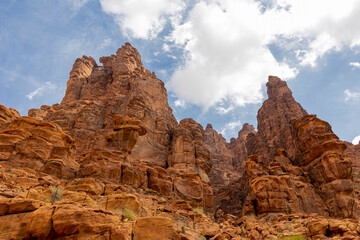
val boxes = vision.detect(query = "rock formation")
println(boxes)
[0,116,78,179]
[247,76,307,163]
[204,124,238,191]
[1,44,360,239]
[293,115,356,218]
[235,77,357,220]
[0,104,19,128]
[30,43,177,168]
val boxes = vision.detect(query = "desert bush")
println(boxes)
[123,208,136,221]
[51,186,63,203]
[278,235,306,240]
[193,207,204,215]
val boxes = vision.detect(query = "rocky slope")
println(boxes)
[0,43,359,239]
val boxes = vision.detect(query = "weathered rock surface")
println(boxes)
[228,123,256,172]
[217,76,357,220]
[133,217,181,240]
[0,116,78,179]
[30,43,177,168]
[204,124,238,191]
[248,76,307,163]
[293,114,356,218]
[0,104,19,129]
[242,154,328,217]
[1,44,360,240]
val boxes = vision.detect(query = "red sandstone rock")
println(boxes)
[170,119,211,177]
[0,116,78,179]
[0,104,19,128]
[30,43,177,168]
[2,44,360,239]
[250,76,307,162]
[204,124,239,191]
[293,114,356,218]
[133,217,181,240]
[228,123,256,172]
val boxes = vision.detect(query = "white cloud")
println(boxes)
[26,82,57,100]
[162,43,171,52]
[350,62,360,69]
[99,38,113,49]
[167,0,297,108]
[174,99,186,108]
[216,106,233,115]
[344,89,360,101]
[67,0,89,11]
[99,0,186,39]
[220,120,242,137]
[297,33,339,67]
[101,0,360,110]
[352,135,360,145]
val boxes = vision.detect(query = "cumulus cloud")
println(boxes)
[220,120,242,138]
[99,0,186,39]
[26,82,57,100]
[350,62,360,69]
[99,38,113,49]
[344,89,360,101]
[353,135,360,145]
[101,0,360,109]
[216,106,234,115]
[174,99,186,108]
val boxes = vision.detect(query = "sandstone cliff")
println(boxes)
[0,44,359,239]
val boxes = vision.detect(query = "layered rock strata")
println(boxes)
[238,77,357,219]
[1,43,360,239]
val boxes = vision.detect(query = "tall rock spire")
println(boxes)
[248,76,307,162]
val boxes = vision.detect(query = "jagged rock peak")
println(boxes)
[267,75,293,99]
[252,75,308,162]
[237,123,255,140]
[100,42,146,74]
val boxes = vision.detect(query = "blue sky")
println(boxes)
[1,0,360,144]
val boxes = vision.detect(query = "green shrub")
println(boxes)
[278,235,306,240]
[193,207,204,215]
[199,235,206,240]
[123,208,136,221]
[51,186,63,203]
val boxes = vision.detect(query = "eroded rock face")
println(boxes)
[169,119,214,211]
[2,43,359,239]
[0,116,78,179]
[293,115,356,218]
[242,154,328,217]
[249,76,307,162]
[0,104,19,128]
[133,217,181,240]
[170,119,211,178]
[30,43,177,168]
[204,124,236,191]
[228,123,256,172]
[220,76,357,220]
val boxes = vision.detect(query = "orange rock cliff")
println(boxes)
[0,43,359,240]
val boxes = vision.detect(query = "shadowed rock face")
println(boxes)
[204,124,236,190]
